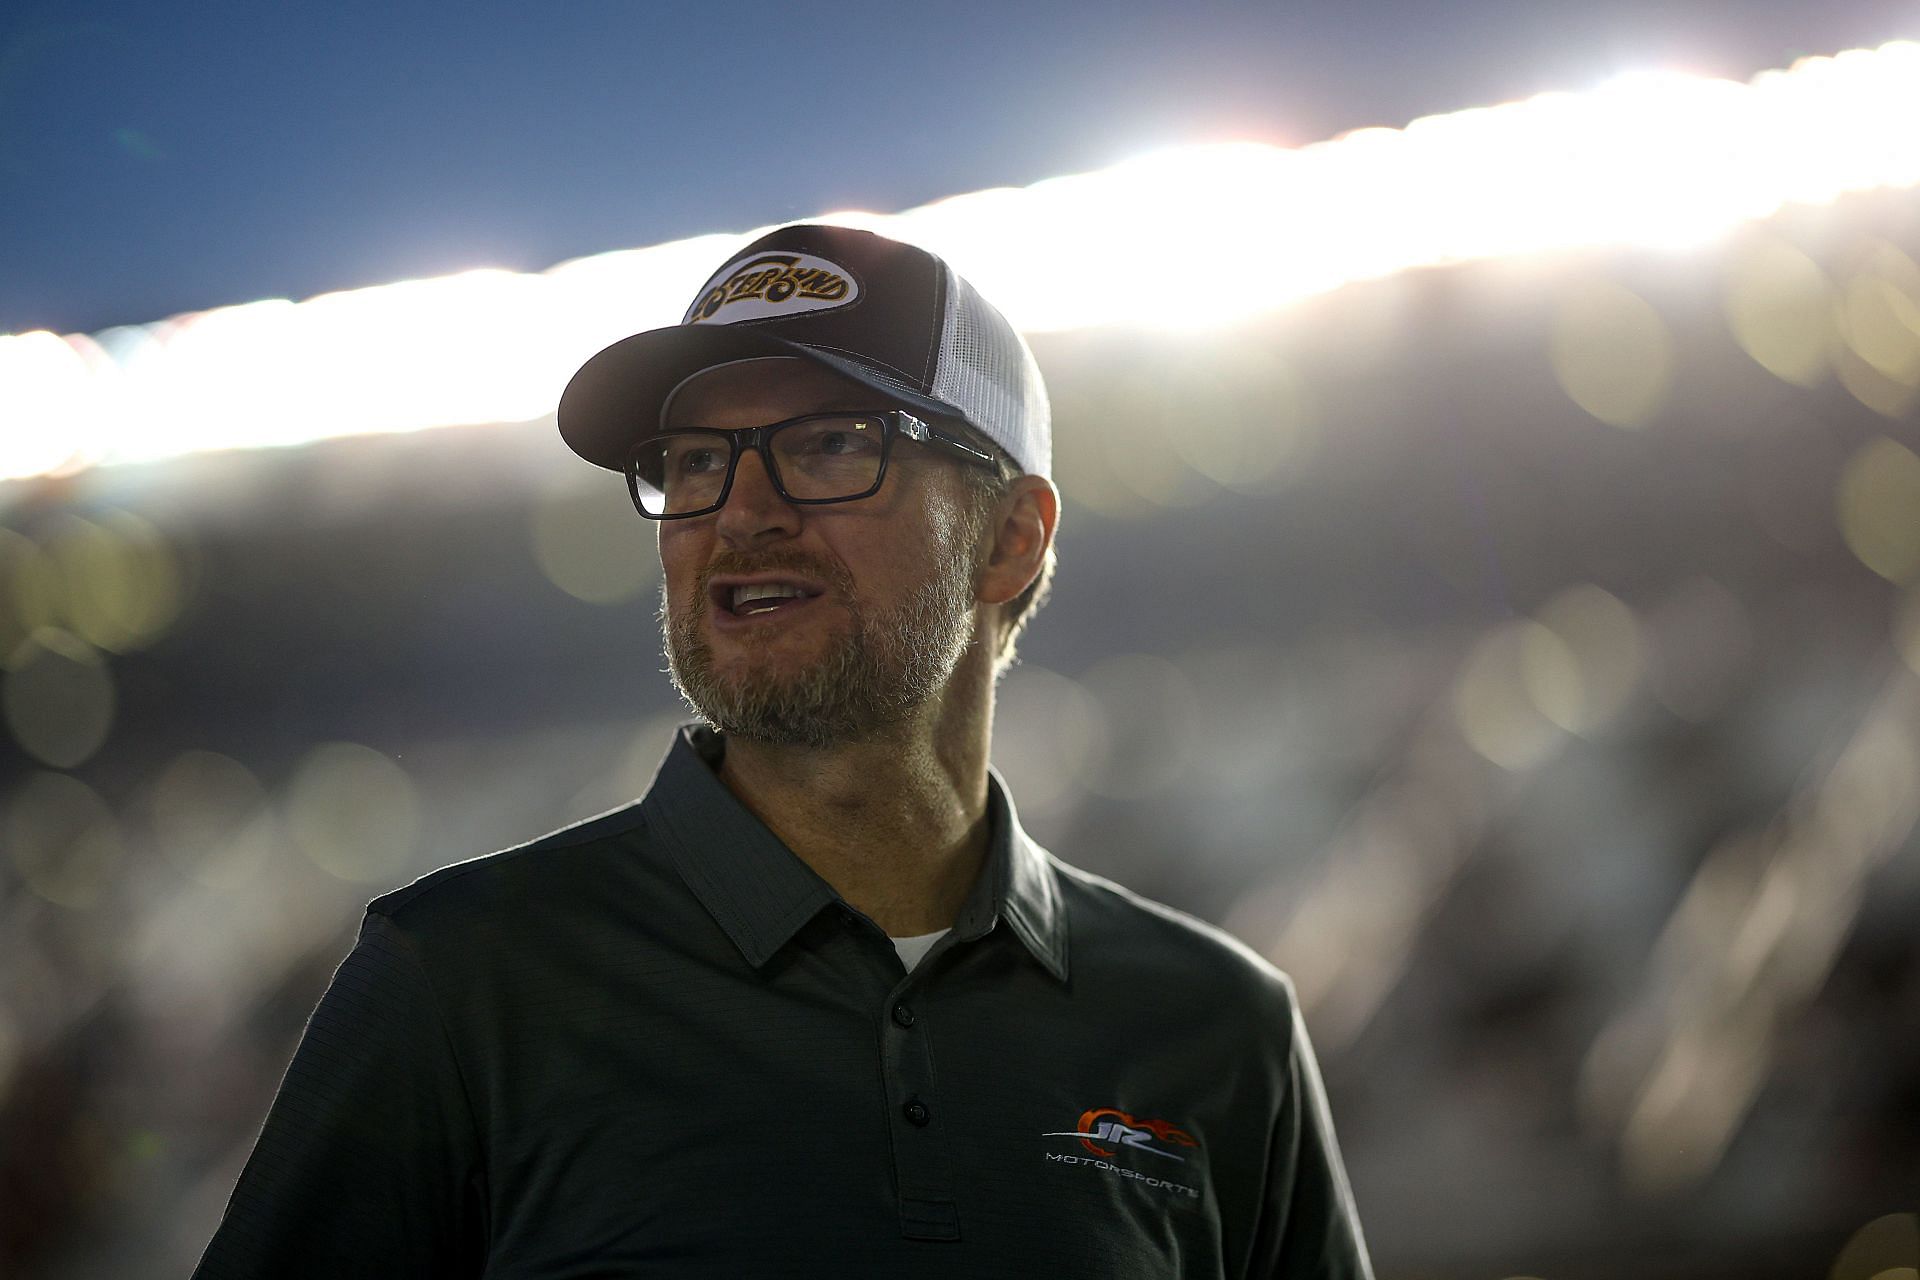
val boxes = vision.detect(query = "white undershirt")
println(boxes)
[890,929,950,971]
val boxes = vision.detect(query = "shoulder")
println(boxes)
[365,801,653,936]
[1049,854,1300,1022]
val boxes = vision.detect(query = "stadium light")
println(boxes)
[3,39,1917,483]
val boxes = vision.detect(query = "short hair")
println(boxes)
[954,432,1057,678]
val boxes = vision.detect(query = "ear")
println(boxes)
[977,475,1059,606]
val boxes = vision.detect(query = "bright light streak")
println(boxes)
[4,39,1918,482]
[0,332,108,479]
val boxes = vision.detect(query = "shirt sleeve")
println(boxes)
[192,911,487,1279]
[1247,996,1374,1279]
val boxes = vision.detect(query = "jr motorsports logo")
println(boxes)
[1046,1107,1198,1161]
[1042,1107,1203,1201]
[684,252,858,324]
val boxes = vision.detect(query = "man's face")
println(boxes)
[655,358,987,747]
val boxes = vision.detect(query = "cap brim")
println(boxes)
[558,326,967,472]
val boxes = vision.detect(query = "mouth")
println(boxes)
[707,576,828,624]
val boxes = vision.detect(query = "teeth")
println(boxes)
[732,583,807,610]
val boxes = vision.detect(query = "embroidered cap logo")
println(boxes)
[683,252,860,325]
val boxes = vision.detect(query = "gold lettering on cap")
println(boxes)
[687,254,853,323]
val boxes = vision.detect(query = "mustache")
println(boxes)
[693,548,854,599]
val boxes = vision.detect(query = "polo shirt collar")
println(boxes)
[644,723,1068,982]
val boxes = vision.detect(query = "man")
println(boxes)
[193,224,1372,1277]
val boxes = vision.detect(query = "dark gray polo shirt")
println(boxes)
[194,724,1371,1278]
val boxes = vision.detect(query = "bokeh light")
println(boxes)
[1048,377,1174,519]
[147,750,276,890]
[1453,620,1568,769]
[284,742,421,883]
[1836,437,1920,583]
[1549,280,1675,429]
[2,628,116,768]
[1814,707,1920,860]
[1075,365,1219,514]
[989,664,1107,819]
[1621,1001,1771,1193]
[1053,342,1321,518]
[1834,244,1920,418]
[43,511,185,653]
[6,771,126,909]
[1836,344,1920,418]
[0,528,63,660]
[1722,233,1834,387]
[1894,591,1920,678]
[1160,349,1318,498]
[1530,584,1644,734]
[1829,1212,1920,1280]
[530,474,658,605]
[1830,243,1920,416]
[1836,242,1920,385]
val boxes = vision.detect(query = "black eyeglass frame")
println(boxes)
[623,409,1002,520]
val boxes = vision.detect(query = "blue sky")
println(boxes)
[3,0,1913,334]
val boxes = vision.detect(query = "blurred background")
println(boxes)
[3,3,1919,1277]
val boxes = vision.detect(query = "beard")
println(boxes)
[661,521,983,750]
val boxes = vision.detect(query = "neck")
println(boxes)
[715,635,997,937]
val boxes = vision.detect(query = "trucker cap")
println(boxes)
[557,223,1051,480]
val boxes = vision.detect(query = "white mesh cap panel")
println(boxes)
[929,264,1052,478]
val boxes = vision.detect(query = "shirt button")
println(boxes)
[902,1098,931,1127]
[891,1002,916,1028]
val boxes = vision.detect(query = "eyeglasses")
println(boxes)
[624,410,1001,520]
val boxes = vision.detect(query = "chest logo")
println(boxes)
[1043,1107,1199,1162]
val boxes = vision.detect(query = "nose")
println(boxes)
[713,445,798,546]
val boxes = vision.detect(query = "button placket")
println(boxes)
[881,975,959,1240]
